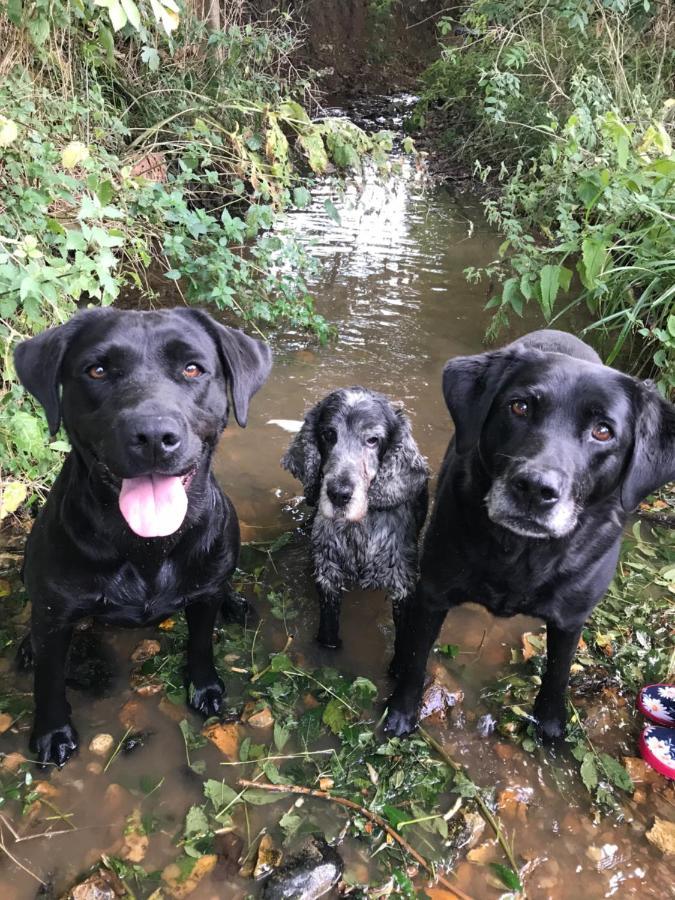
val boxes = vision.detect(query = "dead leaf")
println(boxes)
[162,853,217,898]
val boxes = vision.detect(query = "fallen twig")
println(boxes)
[419,727,521,879]
[237,778,474,900]
[637,509,675,529]
[0,821,46,885]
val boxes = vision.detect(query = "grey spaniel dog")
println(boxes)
[282,387,429,653]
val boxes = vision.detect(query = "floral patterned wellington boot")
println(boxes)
[639,725,675,779]
[636,684,675,726]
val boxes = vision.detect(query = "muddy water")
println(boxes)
[1,98,671,898]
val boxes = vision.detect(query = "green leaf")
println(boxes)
[322,698,348,734]
[203,779,238,811]
[323,199,341,224]
[540,264,560,319]
[292,186,311,209]
[243,788,288,805]
[141,46,160,72]
[97,180,114,205]
[273,721,290,752]
[490,863,523,892]
[579,237,608,289]
[120,0,141,29]
[598,753,633,792]
[277,100,311,126]
[297,132,328,174]
[7,0,22,26]
[383,805,409,829]
[184,805,209,836]
[580,752,598,792]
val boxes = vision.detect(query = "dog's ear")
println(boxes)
[13,312,102,436]
[369,409,429,508]
[442,348,520,455]
[621,380,675,512]
[179,309,272,427]
[281,404,322,505]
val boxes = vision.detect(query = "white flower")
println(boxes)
[657,686,675,701]
[645,734,673,765]
[642,695,667,716]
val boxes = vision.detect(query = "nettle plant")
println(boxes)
[0,5,398,502]
[468,88,675,392]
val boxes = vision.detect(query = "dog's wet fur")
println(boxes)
[14,307,271,766]
[384,330,675,740]
[282,388,428,649]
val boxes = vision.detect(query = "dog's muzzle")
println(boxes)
[486,465,578,539]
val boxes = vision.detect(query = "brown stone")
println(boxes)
[245,705,274,729]
[252,833,283,879]
[623,756,666,786]
[646,817,675,855]
[467,839,498,864]
[130,673,163,696]
[0,712,13,734]
[69,869,126,900]
[203,722,241,760]
[159,696,186,722]
[89,733,115,757]
[118,699,149,730]
[0,752,26,773]
[498,785,533,823]
[130,639,161,662]
[162,854,218,898]
[419,678,464,721]
[120,808,149,863]
[34,780,61,799]
[103,783,130,813]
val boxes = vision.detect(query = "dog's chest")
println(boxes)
[96,558,187,625]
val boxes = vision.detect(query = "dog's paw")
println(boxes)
[533,698,567,744]
[382,698,419,738]
[316,631,342,650]
[221,592,255,626]
[30,722,79,768]
[189,678,225,718]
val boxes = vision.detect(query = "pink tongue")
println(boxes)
[119,475,188,538]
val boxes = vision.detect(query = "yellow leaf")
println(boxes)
[0,481,27,519]
[0,116,19,147]
[149,0,179,34]
[158,617,175,631]
[62,141,90,169]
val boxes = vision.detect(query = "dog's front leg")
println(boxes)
[384,586,447,737]
[30,617,78,768]
[186,597,225,718]
[533,622,582,742]
[316,587,343,649]
[389,592,412,679]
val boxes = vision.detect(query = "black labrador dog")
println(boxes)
[384,329,675,740]
[13,307,272,766]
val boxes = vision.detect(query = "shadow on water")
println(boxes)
[0,95,670,899]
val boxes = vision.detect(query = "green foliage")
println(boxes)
[0,4,391,498]
[416,0,675,388]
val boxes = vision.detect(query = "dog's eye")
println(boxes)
[86,364,106,380]
[592,423,613,442]
[183,363,204,379]
[510,399,528,417]
[365,436,379,448]
[321,428,337,444]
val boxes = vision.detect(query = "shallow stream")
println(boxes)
[0,95,671,899]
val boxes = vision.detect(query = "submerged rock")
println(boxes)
[419,678,464,721]
[646,817,675,856]
[68,868,125,900]
[261,836,343,899]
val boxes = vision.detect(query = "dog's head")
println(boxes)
[14,307,272,538]
[282,388,427,522]
[443,341,675,539]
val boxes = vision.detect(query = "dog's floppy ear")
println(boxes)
[13,311,104,436]
[281,403,322,506]
[621,380,675,512]
[442,348,520,455]
[179,309,272,427]
[369,408,429,509]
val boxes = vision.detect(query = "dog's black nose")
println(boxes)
[327,482,353,509]
[511,469,561,508]
[127,416,182,463]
